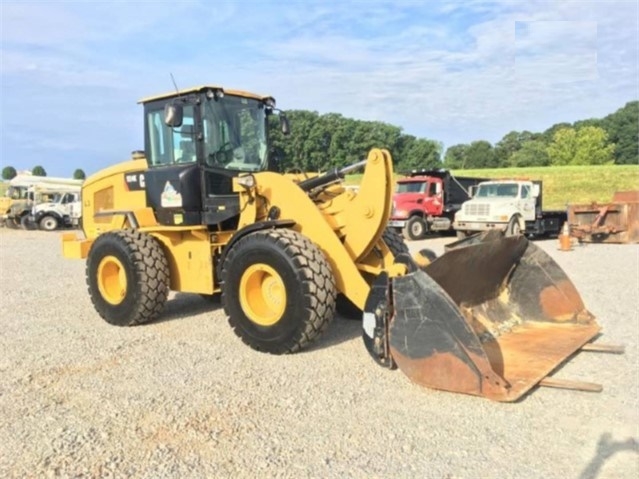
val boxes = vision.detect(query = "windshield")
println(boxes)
[475,183,519,198]
[7,186,28,199]
[202,95,268,172]
[146,94,268,172]
[396,181,426,194]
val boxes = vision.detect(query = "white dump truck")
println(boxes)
[453,179,566,238]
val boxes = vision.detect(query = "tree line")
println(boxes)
[268,111,443,174]
[269,100,637,172]
[2,166,86,180]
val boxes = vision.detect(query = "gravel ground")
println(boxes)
[0,228,637,479]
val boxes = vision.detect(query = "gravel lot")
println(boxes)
[0,228,637,479]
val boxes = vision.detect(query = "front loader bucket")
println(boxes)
[389,231,600,402]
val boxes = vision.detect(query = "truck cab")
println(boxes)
[454,180,536,236]
[28,189,82,231]
[388,174,444,240]
[454,179,565,238]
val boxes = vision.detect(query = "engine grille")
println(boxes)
[464,203,490,216]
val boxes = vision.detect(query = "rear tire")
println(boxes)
[402,216,428,241]
[21,216,36,230]
[221,228,336,354]
[86,230,170,326]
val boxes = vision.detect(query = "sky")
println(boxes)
[1,0,637,178]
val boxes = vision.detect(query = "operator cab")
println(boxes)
[140,86,289,228]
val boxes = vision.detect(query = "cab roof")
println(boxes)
[138,85,274,104]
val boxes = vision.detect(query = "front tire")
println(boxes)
[402,216,428,241]
[221,229,336,354]
[39,216,59,231]
[86,230,170,326]
[337,228,409,319]
[506,215,522,236]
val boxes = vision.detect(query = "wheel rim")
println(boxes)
[239,263,287,326]
[411,221,423,237]
[42,218,56,230]
[97,255,128,305]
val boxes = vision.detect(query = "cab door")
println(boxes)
[520,183,536,221]
[144,104,202,226]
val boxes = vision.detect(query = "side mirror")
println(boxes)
[164,103,183,127]
[469,186,478,198]
[280,115,290,136]
[532,184,540,197]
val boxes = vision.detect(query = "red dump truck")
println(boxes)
[388,170,490,240]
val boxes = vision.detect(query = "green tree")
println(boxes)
[600,101,638,165]
[547,127,615,165]
[396,138,442,173]
[495,131,540,167]
[73,169,86,180]
[2,166,17,180]
[465,140,497,169]
[541,122,572,144]
[443,144,468,169]
[32,165,47,176]
[509,140,551,167]
[269,109,438,173]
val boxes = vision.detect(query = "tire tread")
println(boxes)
[221,228,336,354]
[86,230,170,326]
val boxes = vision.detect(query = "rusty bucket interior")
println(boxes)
[389,231,600,402]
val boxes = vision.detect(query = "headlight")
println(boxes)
[206,88,224,100]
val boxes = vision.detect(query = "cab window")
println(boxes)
[146,105,196,167]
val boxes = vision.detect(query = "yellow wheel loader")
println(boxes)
[62,85,622,401]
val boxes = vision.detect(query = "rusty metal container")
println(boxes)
[567,191,639,244]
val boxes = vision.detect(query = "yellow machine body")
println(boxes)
[64,148,401,302]
[63,85,620,402]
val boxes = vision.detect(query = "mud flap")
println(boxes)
[373,231,602,402]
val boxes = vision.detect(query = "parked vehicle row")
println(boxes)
[1,175,83,231]
[389,170,567,241]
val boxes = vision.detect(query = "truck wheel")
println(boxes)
[402,216,427,241]
[506,216,522,236]
[221,228,336,354]
[20,216,36,230]
[86,230,170,326]
[5,218,18,229]
[39,216,59,231]
[337,228,409,319]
